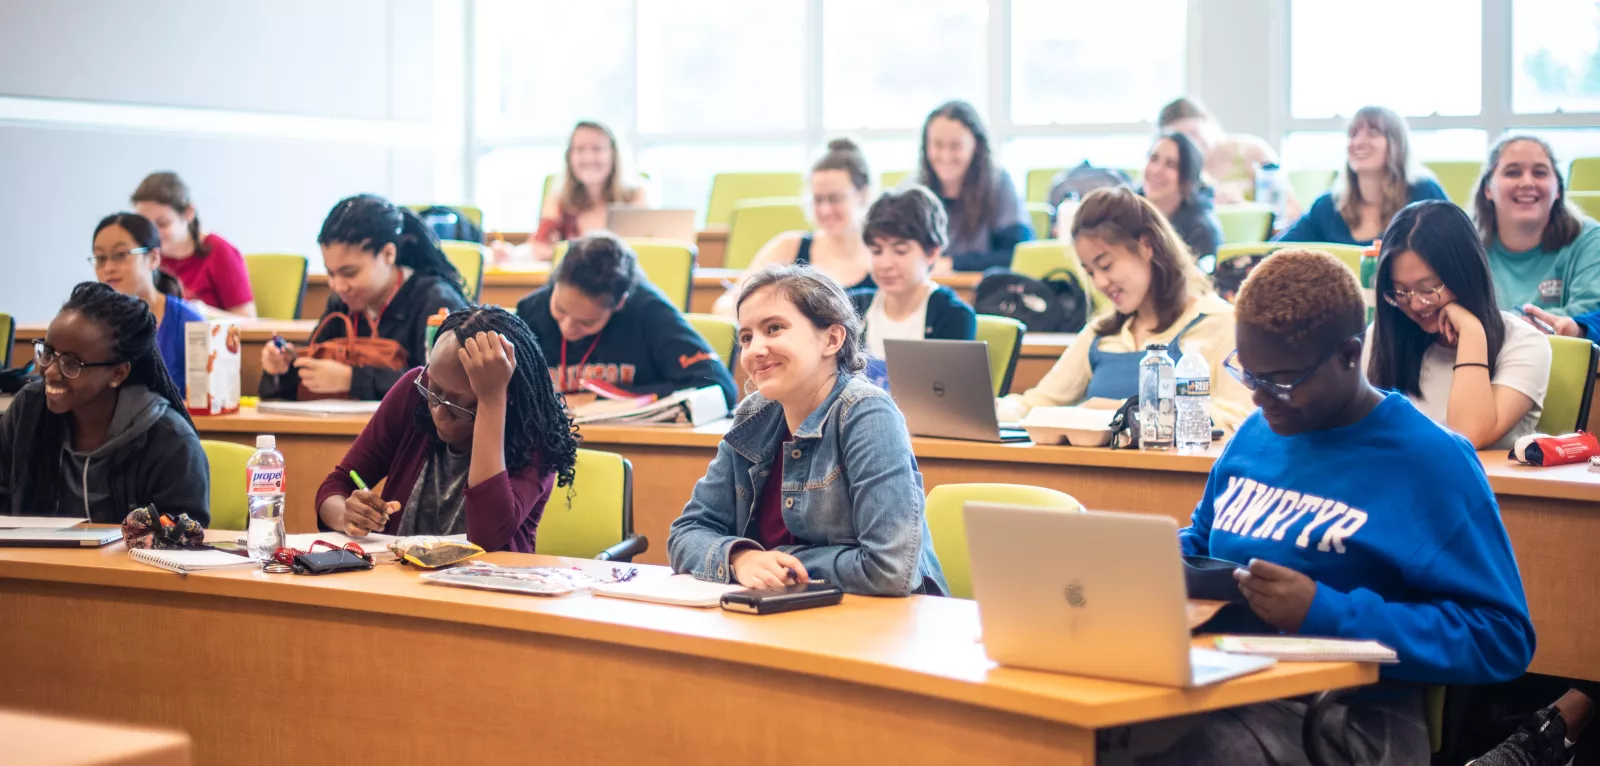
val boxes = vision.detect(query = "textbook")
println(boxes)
[571,385,729,427]
[129,548,258,574]
[1212,636,1399,663]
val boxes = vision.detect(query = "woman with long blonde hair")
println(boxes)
[524,121,650,261]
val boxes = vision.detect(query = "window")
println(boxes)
[822,0,987,130]
[1002,135,1155,189]
[637,143,810,218]
[1511,128,1600,169]
[1513,0,1600,114]
[636,1,806,133]
[1289,0,1481,119]
[473,0,633,141]
[1010,0,1186,125]
[474,145,563,231]
[1280,129,1488,172]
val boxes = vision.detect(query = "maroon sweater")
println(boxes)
[314,368,555,552]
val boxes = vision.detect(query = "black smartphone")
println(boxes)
[719,581,844,615]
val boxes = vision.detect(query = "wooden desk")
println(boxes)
[1,708,192,766]
[0,544,1374,765]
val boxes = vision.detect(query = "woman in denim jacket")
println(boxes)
[667,265,948,596]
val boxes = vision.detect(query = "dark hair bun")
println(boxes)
[826,137,861,155]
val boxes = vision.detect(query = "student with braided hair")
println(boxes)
[0,282,209,524]
[1138,249,1533,765]
[315,306,577,553]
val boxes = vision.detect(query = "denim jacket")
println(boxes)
[667,374,948,597]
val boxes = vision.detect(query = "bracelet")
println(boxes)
[1453,362,1490,370]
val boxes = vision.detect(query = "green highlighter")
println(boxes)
[349,471,392,527]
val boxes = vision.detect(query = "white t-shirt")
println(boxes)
[865,286,932,359]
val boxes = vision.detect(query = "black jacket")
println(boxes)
[0,382,210,525]
[261,272,469,401]
[517,281,738,407]
[849,284,978,343]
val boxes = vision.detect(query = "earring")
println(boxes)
[1347,361,1357,370]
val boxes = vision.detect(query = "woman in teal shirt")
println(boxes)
[1474,134,1600,317]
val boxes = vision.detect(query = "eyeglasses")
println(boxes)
[1382,285,1448,308]
[34,341,121,379]
[413,371,476,421]
[1223,337,1358,402]
[86,248,149,268]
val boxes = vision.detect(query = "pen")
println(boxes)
[1522,309,1556,335]
[349,470,392,526]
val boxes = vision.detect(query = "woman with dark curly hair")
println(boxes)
[313,306,578,553]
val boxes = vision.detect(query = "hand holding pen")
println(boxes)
[343,470,399,537]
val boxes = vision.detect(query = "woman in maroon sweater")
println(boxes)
[314,307,579,552]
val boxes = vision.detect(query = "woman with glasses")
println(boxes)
[89,213,206,398]
[1364,201,1550,450]
[1141,248,1533,765]
[314,306,576,552]
[1,283,208,524]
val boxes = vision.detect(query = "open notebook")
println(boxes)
[257,400,382,417]
[590,574,743,608]
[129,548,258,574]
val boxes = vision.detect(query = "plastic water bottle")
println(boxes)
[1256,163,1284,224]
[1138,344,1175,451]
[246,435,287,561]
[1175,344,1211,455]
[1360,239,1382,325]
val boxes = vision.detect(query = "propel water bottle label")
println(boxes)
[248,467,285,495]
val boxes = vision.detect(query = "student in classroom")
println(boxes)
[1274,106,1448,246]
[515,233,737,406]
[912,100,1033,273]
[1473,134,1600,319]
[711,138,876,316]
[1139,131,1225,258]
[0,283,209,524]
[1364,201,1550,450]
[667,265,947,596]
[510,120,650,262]
[1157,96,1295,214]
[995,187,1254,431]
[260,194,470,401]
[89,213,206,399]
[315,306,577,553]
[131,171,256,317]
[1140,249,1534,765]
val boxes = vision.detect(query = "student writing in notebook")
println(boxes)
[90,213,205,399]
[0,283,209,524]
[1138,250,1534,765]
[315,307,576,552]
[667,266,948,596]
[131,171,256,317]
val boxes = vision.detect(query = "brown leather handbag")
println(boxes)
[296,312,408,400]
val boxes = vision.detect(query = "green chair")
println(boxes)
[243,254,309,321]
[880,170,911,190]
[925,484,1081,599]
[408,204,484,229]
[687,313,738,372]
[1215,204,1274,246]
[0,312,13,368]
[631,239,697,311]
[1217,242,1363,281]
[441,240,487,302]
[1536,335,1599,434]
[1011,239,1104,316]
[1422,161,1484,208]
[974,315,1025,396]
[723,198,810,270]
[200,440,254,532]
[1026,202,1053,240]
[1119,167,1143,185]
[1025,167,1065,205]
[538,449,648,561]
[1569,191,1600,220]
[1288,169,1337,208]
[1570,157,1600,192]
[539,174,559,216]
[706,172,805,227]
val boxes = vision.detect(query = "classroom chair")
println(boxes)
[1288,168,1337,207]
[632,239,697,311]
[1536,335,1599,434]
[407,204,484,229]
[539,174,558,216]
[200,440,254,532]
[1025,167,1065,205]
[1026,202,1053,240]
[243,254,309,321]
[974,315,1025,396]
[0,312,12,368]
[1569,190,1600,220]
[1119,167,1143,185]
[723,198,810,271]
[1215,204,1275,245]
[1571,157,1600,192]
[539,449,648,561]
[1011,239,1104,316]
[686,313,738,372]
[924,484,1082,599]
[880,170,911,190]
[705,172,805,227]
[1219,242,1363,277]
[1422,160,1484,208]
[441,240,487,302]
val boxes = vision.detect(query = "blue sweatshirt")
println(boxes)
[1179,393,1535,685]
[1275,179,1449,246]
[155,296,205,399]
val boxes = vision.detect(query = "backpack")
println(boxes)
[973,268,1090,333]
[1046,163,1134,211]
[418,206,483,244]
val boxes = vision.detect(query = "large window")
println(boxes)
[636,1,807,133]
[1010,0,1187,126]
[1289,0,1481,120]
[1513,0,1600,114]
[823,0,987,130]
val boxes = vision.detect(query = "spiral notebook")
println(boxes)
[129,548,258,574]
[1212,636,1399,663]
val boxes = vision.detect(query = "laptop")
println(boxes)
[606,207,697,241]
[963,503,1277,688]
[0,527,123,548]
[883,339,1028,443]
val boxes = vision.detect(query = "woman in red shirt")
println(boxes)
[131,171,257,317]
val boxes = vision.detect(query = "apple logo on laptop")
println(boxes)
[932,381,945,398]
[1064,581,1087,608]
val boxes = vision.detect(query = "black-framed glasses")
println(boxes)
[34,341,121,379]
[86,247,149,268]
[1382,285,1448,308]
[413,370,476,421]
[1222,335,1360,402]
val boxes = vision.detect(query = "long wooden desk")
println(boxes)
[1,708,192,766]
[0,542,1374,765]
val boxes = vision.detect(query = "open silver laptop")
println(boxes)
[964,504,1277,688]
[606,207,696,241]
[883,339,1028,442]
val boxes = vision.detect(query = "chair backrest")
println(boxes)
[1422,161,1484,207]
[723,198,810,270]
[630,239,698,311]
[1025,167,1065,205]
[924,483,1082,599]
[1288,168,1337,207]
[200,439,255,532]
[1011,239,1105,315]
[880,170,911,190]
[1215,204,1274,246]
[1569,191,1600,221]
[706,172,805,227]
[974,315,1025,396]
[441,240,487,301]
[539,449,634,558]
[1570,157,1600,193]
[0,312,12,368]
[686,313,738,371]
[243,254,309,320]
[1025,202,1052,240]
[1221,241,1362,277]
[539,174,559,216]
[1537,335,1599,434]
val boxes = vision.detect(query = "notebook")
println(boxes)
[1213,636,1399,663]
[129,548,258,574]
[591,574,743,608]
[0,528,122,547]
[257,400,382,417]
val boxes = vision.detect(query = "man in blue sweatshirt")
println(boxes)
[1140,248,1535,765]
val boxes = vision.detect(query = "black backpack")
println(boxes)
[418,206,483,244]
[973,268,1090,333]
